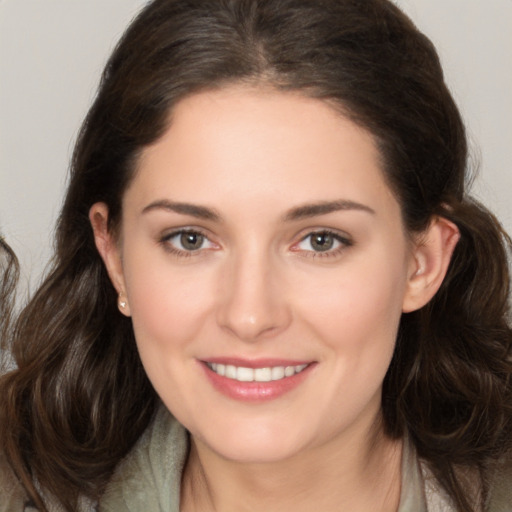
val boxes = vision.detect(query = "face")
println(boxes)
[99,87,420,463]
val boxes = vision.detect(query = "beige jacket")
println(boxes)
[2,407,511,511]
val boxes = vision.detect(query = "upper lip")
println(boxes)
[201,357,313,369]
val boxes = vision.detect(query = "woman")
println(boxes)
[1,0,511,510]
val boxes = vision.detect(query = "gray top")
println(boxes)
[1,406,511,511]
[99,406,439,511]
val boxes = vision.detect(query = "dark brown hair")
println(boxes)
[1,1,511,510]
[0,237,19,371]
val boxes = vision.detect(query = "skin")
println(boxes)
[91,86,459,512]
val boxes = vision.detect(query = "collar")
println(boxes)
[100,406,452,512]
[100,406,186,512]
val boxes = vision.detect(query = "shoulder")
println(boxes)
[100,406,188,512]
[0,451,30,511]
[0,452,96,512]
[487,453,512,512]
[420,451,512,512]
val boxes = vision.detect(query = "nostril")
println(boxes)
[215,258,292,341]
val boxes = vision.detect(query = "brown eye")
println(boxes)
[310,232,335,252]
[162,229,215,254]
[294,230,352,255]
[180,232,205,251]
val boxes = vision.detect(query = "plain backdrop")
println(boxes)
[1,0,511,295]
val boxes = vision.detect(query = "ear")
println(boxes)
[402,216,460,313]
[89,203,131,316]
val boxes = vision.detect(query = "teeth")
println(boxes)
[284,366,295,377]
[254,367,272,382]
[271,366,285,380]
[225,364,237,379]
[209,363,308,382]
[237,367,254,382]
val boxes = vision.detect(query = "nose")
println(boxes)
[216,249,292,342]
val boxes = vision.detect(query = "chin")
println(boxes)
[210,438,304,464]
[191,419,311,463]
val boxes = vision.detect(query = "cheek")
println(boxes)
[122,250,217,353]
[292,254,408,425]
[293,249,408,357]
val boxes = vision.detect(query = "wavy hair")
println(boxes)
[1,1,511,510]
[0,237,19,369]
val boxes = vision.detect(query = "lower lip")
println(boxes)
[200,362,315,402]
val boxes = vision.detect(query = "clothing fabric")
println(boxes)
[1,406,511,511]
[99,406,445,511]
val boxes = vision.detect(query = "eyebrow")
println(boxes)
[283,200,375,221]
[141,198,375,222]
[141,200,221,221]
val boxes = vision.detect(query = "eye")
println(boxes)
[294,230,352,254]
[161,229,216,254]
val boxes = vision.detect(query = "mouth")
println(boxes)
[205,362,309,383]
[201,359,315,401]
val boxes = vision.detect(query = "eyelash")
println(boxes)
[159,228,353,259]
[292,230,353,259]
[159,228,215,258]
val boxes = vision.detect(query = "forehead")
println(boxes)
[127,86,399,221]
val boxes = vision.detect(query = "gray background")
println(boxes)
[1,0,511,294]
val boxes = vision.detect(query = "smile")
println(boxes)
[206,362,308,382]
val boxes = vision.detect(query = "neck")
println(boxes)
[181,418,403,512]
